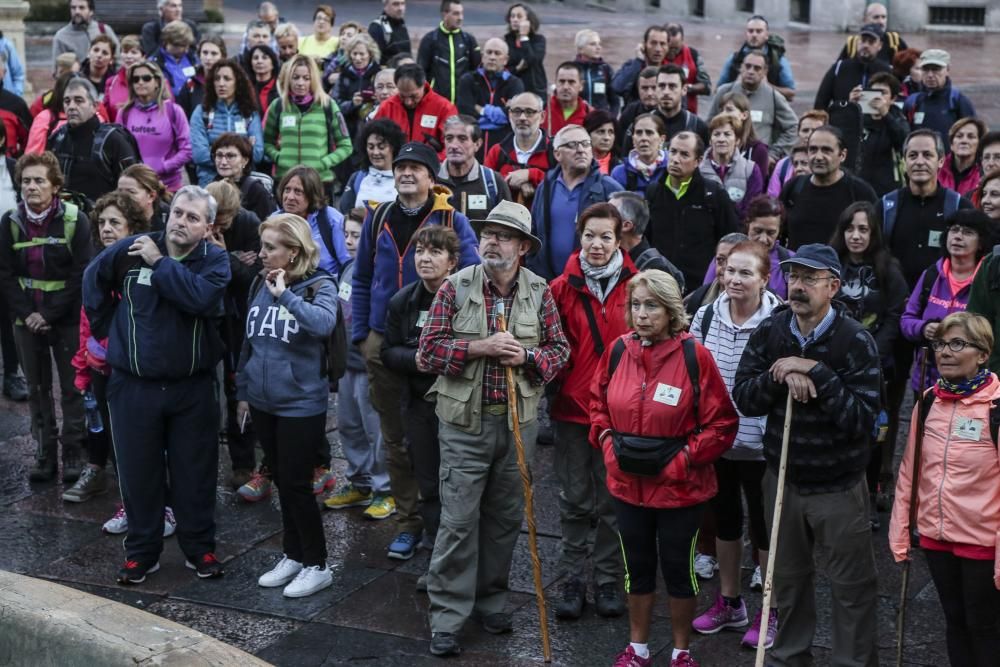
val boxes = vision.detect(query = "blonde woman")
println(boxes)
[236,213,339,598]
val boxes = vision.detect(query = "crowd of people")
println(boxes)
[1,0,999,665]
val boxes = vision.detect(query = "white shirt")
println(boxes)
[514,130,544,165]
[0,161,16,216]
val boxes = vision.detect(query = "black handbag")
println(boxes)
[611,432,688,477]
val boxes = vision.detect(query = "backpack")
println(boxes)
[313,207,350,387]
[49,122,141,207]
[481,165,500,206]
[9,202,79,257]
[919,388,1000,447]
[0,108,27,157]
[242,170,274,195]
[881,188,961,245]
[904,87,962,126]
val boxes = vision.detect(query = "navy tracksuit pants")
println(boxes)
[108,370,219,563]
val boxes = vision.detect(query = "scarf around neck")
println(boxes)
[935,368,993,399]
[579,249,624,304]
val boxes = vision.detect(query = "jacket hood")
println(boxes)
[713,290,784,331]
[626,149,668,171]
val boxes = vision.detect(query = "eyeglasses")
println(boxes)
[214,151,243,162]
[784,272,836,287]
[931,338,984,353]
[132,74,156,83]
[557,139,592,152]
[480,228,517,242]
[508,107,540,117]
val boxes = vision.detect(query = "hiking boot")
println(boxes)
[429,632,461,657]
[186,553,224,578]
[323,484,373,509]
[741,608,778,649]
[363,494,396,520]
[312,467,336,495]
[117,559,159,585]
[692,593,749,634]
[387,531,420,560]
[103,504,128,534]
[283,565,333,598]
[2,374,27,401]
[62,466,108,502]
[693,553,718,580]
[237,470,273,502]
[555,577,586,619]
[61,447,83,484]
[595,582,625,618]
[228,468,254,490]
[259,555,303,588]
[613,645,652,667]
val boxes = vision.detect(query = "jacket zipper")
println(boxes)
[935,402,957,540]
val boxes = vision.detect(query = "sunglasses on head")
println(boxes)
[132,74,155,83]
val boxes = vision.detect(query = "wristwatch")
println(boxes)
[524,347,536,367]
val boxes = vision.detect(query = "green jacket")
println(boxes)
[263,96,352,182]
[967,252,1000,372]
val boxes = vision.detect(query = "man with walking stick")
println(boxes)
[733,244,883,666]
[418,200,569,657]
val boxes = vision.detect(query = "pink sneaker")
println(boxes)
[612,645,652,667]
[692,593,749,634]
[741,608,778,649]
[671,652,699,667]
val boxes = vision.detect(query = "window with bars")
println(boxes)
[737,0,755,12]
[928,6,986,26]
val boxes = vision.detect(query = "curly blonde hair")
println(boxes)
[625,270,689,337]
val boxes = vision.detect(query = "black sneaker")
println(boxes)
[117,559,160,585]
[595,582,625,618]
[555,576,586,619]
[2,374,27,401]
[480,612,513,635]
[429,632,461,657]
[185,552,225,578]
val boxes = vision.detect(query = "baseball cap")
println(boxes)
[918,49,950,68]
[859,23,885,40]
[392,142,440,177]
[779,243,842,278]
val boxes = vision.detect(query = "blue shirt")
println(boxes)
[789,304,837,350]
[548,174,582,275]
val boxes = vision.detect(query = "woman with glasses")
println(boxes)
[118,61,191,194]
[298,5,339,61]
[211,133,277,222]
[190,59,265,186]
[890,311,1000,667]
[901,210,992,396]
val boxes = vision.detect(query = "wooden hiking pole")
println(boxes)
[756,392,795,667]
[497,301,552,663]
[896,350,931,667]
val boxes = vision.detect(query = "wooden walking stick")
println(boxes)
[497,301,552,663]
[896,350,931,667]
[755,392,795,667]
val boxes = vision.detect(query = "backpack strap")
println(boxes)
[917,263,939,315]
[314,207,337,259]
[625,168,638,192]
[482,165,499,205]
[579,292,606,357]
[991,400,1000,447]
[882,190,900,242]
[607,336,627,378]
[943,188,960,219]
[681,337,702,431]
[777,157,791,183]
[683,110,697,132]
[918,387,935,433]
[699,303,714,344]
[367,201,394,262]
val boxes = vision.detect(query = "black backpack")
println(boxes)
[313,207,351,388]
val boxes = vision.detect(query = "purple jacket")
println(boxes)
[900,257,978,390]
[119,99,192,190]
[702,243,792,299]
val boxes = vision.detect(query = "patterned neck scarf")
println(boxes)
[935,367,993,399]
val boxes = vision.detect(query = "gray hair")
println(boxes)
[157,0,172,9]
[246,19,269,33]
[553,123,587,148]
[609,191,650,236]
[172,185,218,226]
[719,232,750,246]
[903,128,946,160]
[64,78,100,104]
[443,114,482,142]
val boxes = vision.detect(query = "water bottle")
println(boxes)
[84,390,104,434]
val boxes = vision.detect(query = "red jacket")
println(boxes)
[550,252,636,424]
[374,83,457,157]
[589,332,738,508]
[483,131,554,187]
[545,95,591,137]
[938,154,981,198]
[70,306,109,393]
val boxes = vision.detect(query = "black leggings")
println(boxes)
[252,408,328,567]
[711,458,768,546]
[0,292,18,376]
[924,549,1000,667]
[613,498,704,597]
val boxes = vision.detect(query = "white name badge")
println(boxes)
[339,282,352,301]
[281,115,297,128]
[182,66,196,78]
[137,267,153,286]
[928,230,943,248]
[750,109,764,123]
[420,114,438,129]
[416,310,429,328]
[468,194,487,210]
[914,112,925,125]
[277,306,295,321]
[953,417,983,441]
[594,82,606,95]
[234,120,247,134]
[653,383,682,406]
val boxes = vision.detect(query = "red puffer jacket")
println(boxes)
[373,83,457,157]
[589,332,738,508]
[550,251,636,424]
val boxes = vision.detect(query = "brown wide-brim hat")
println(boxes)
[470,200,542,255]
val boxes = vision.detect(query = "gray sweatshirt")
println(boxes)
[53,20,120,65]
[236,271,338,417]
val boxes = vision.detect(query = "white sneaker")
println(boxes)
[694,553,718,580]
[750,565,763,591]
[259,556,303,588]
[103,504,128,534]
[163,507,176,538]
[283,565,333,598]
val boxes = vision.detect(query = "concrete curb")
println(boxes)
[0,570,272,666]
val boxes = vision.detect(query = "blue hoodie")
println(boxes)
[237,271,338,417]
[83,232,230,380]
[610,149,668,193]
[190,100,265,186]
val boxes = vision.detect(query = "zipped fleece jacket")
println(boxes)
[350,186,480,343]
[610,150,669,193]
[890,379,1000,585]
[83,232,231,380]
[549,251,636,424]
[416,23,481,104]
[588,332,738,508]
[263,97,353,182]
[190,100,265,186]
[119,100,192,191]
[236,271,338,417]
[373,84,457,156]
[733,304,882,494]
[575,56,619,114]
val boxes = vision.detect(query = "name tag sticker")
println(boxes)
[182,66,196,77]
[914,112,925,125]
[338,282,352,301]
[281,115,297,128]
[653,383,682,406]
[277,306,295,321]
[594,82,606,95]
[234,120,247,134]
[468,194,487,210]
[416,310,429,328]
[953,417,983,441]
[137,267,153,286]
[750,109,764,123]
[928,230,943,248]
[420,114,438,128]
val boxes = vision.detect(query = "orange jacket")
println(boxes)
[889,378,1000,588]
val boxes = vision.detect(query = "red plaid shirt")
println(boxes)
[418,273,569,405]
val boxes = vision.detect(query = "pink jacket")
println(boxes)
[889,379,1000,588]
[104,69,130,122]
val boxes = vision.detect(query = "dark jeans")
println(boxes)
[405,395,440,542]
[223,317,257,471]
[252,407,328,566]
[109,371,219,563]
[87,371,113,468]
[924,549,1000,667]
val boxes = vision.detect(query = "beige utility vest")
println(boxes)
[428,264,546,434]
